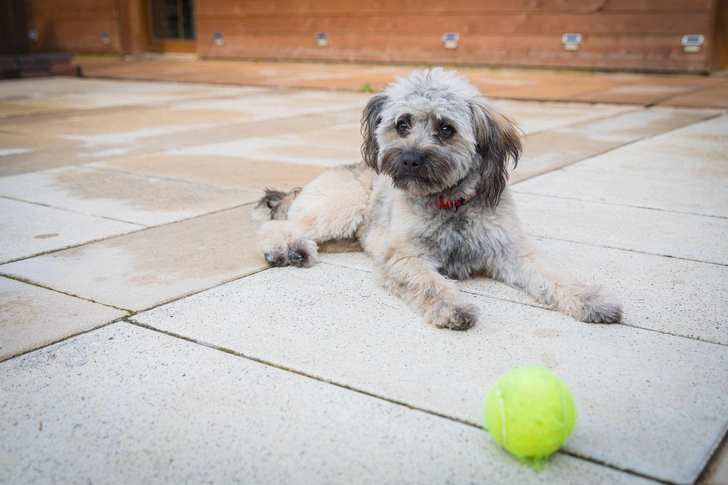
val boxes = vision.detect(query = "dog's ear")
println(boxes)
[470,98,523,207]
[361,93,388,172]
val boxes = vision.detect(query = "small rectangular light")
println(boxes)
[315,32,329,47]
[442,33,459,50]
[100,32,111,45]
[562,33,581,51]
[681,34,704,53]
[213,32,224,46]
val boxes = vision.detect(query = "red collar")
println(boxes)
[433,190,479,210]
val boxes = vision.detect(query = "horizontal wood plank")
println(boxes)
[197,13,711,36]
[25,0,118,20]
[198,0,714,16]
[197,31,709,71]
[26,18,120,53]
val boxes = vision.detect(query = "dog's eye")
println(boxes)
[396,120,409,135]
[439,125,455,138]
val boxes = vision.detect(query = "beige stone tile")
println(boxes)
[659,86,728,109]
[0,101,65,118]
[0,198,143,264]
[515,192,728,265]
[514,118,728,217]
[513,107,720,182]
[571,84,699,105]
[91,153,327,191]
[702,439,728,485]
[0,109,362,177]
[133,263,728,485]
[0,166,256,226]
[494,100,635,135]
[0,322,655,485]
[0,131,77,157]
[487,81,619,102]
[0,107,247,145]
[0,277,125,361]
[0,206,267,311]
[175,137,362,168]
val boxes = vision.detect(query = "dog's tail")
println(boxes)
[252,188,302,221]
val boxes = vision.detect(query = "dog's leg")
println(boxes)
[490,236,622,324]
[375,244,479,330]
[256,164,374,268]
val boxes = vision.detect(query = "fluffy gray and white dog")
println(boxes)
[255,68,622,330]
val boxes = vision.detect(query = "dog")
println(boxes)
[255,68,622,330]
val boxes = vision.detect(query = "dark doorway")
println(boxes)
[146,0,196,53]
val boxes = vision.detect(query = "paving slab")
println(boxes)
[513,192,728,265]
[0,323,657,485]
[0,206,266,311]
[512,107,721,183]
[0,106,248,148]
[174,136,363,168]
[0,198,144,264]
[570,81,703,105]
[659,85,728,110]
[0,131,77,155]
[0,277,125,362]
[513,114,728,216]
[0,77,266,111]
[0,109,362,176]
[493,100,635,135]
[90,153,327,191]
[319,236,728,345]
[0,166,256,226]
[131,264,728,485]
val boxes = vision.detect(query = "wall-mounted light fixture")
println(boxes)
[561,33,581,51]
[315,32,329,47]
[100,32,111,45]
[213,32,224,46]
[681,34,704,53]
[442,33,459,50]
[28,30,39,42]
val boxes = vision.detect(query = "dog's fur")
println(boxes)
[255,68,622,330]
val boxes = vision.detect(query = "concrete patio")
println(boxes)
[0,59,727,485]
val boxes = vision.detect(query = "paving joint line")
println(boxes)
[530,233,728,267]
[317,260,727,346]
[0,315,130,364]
[125,316,674,484]
[511,111,724,188]
[511,190,728,220]
[0,273,133,314]
[0,199,258,266]
[0,194,151,227]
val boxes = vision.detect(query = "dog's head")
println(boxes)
[361,68,522,206]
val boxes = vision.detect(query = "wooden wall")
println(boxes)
[24,0,122,54]
[19,0,726,72]
[196,0,721,72]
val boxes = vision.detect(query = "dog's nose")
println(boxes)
[401,151,423,171]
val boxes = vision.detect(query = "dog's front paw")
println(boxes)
[263,239,319,269]
[287,239,318,268]
[574,285,622,324]
[429,302,479,331]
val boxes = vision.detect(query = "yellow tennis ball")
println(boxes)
[484,367,577,469]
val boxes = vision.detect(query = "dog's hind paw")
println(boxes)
[429,302,479,331]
